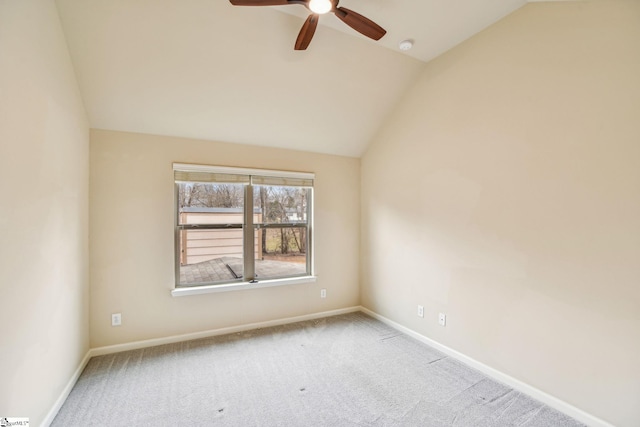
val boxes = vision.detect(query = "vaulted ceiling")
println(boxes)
[56,0,535,157]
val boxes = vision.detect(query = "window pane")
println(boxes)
[254,226,308,280]
[253,185,309,225]
[177,229,244,285]
[177,182,245,286]
[177,182,244,225]
[253,185,310,280]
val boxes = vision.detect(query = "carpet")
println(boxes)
[52,312,584,426]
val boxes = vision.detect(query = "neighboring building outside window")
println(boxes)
[174,164,314,289]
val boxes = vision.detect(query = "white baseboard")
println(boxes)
[359,306,614,427]
[40,350,92,427]
[90,306,360,357]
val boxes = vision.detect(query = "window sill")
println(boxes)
[171,275,317,297]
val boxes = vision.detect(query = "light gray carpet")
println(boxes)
[52,312,584,426]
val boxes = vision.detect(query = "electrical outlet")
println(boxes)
[438,313,446,327]
[417,305,424,318]
[320,288,327,298]
[112,313,122,327]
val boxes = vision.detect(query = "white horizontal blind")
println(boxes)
[174,170,250,184]
[251,175,314,188]
[173,163,314,187]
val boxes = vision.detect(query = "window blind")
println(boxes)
[251,175,314,188]
[174,171,250,184]
[173,163,314,186]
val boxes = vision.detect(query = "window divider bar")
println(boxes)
[243,185,255,281]
[254,223,308,229]
[177,224,243,230]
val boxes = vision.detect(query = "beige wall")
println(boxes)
[90,129,360,347]
[361,1,640,426]
[0,0,90,424]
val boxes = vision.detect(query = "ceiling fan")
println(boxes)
[229,0,387,50]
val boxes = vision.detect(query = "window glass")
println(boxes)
[177,183,245,286]
[174,166,313,288]
[252,185,310,280]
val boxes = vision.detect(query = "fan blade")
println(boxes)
[229,0,290,6]
[295,14,319,50]
[334,7,386,40]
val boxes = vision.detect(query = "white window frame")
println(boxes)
[171,163,316,297]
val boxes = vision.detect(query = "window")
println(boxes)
[174,164,314,290]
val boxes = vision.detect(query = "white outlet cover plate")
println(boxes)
[112,313,122,326]
[438,313,446,326]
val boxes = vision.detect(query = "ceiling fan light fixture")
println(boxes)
[228,0,386,50]
[309,0,332,14]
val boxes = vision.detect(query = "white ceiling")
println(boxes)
[275,0,525,63]
[55,0,531,157]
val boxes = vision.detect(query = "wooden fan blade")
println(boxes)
[229,0,290,6]
[334,7,386,40]
[295,14,319,50]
